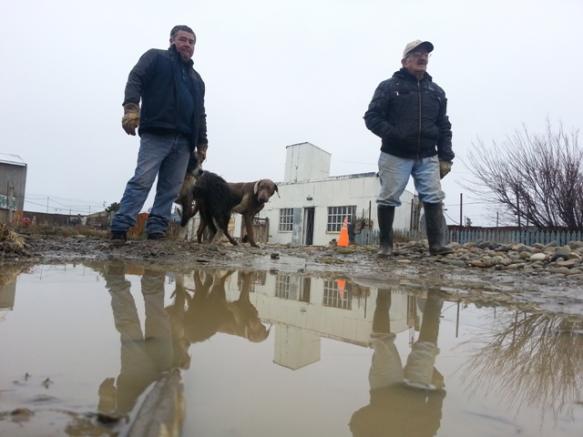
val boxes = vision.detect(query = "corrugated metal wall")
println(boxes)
[0,162,27,211]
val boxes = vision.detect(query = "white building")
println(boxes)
[250,142,415,246]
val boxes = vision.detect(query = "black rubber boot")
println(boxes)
[377,205,395,257]
[423,202,453,256]
[110,231,127,246]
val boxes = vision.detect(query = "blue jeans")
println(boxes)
[111,133,190,235]
[377,152,444,206]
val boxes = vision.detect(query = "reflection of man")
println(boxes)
[97,262,175,420]
[350,290,445,437]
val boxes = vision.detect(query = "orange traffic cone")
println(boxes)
[337,217,349,247]
[336,278,346,299]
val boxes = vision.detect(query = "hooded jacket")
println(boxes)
[123,45,207,151]
[364,68,453,161]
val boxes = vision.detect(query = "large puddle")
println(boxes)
[0,262,582,436]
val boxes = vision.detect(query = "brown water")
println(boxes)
[0,262,582,436]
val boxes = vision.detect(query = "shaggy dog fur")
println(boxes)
[187,170,240,245]
[176,146,206,226]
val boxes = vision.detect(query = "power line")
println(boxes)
[25,193,106,208]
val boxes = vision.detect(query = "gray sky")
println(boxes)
[1,0,581,225]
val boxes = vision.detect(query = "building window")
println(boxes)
[323,280,352,310]
[275,274,291,299]
[279,208,294,232]
[327,206,356,232]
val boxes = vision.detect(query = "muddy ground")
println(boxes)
[2,229,582,317]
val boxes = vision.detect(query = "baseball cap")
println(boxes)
[402,40,434,58]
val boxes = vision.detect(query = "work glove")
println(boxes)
[121,103,140,135]
[439,160,452,179]
[197,142,208,162]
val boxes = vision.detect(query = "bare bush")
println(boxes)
[467,123,583,230]
[461,312,583,418]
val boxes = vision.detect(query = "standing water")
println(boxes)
[0,262,581,436]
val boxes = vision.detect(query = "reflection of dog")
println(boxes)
[183,270,269,343]
[180,176,278,247]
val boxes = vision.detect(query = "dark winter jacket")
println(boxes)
[364,69,453,161]
[123,46,207,151]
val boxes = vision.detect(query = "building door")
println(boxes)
[304,207,315,245]
[291,208,303,245]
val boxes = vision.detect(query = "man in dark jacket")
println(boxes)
[364,39,453,256]
[111,25,208,242]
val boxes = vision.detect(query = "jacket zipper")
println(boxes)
[417,80,422,160]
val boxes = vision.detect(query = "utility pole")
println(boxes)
[459,193,463,229]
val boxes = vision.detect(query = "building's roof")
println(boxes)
[278,171,377,185]
[285,142,332,155]
[0,153,26,167]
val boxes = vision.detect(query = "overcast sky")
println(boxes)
[1,0,581,225]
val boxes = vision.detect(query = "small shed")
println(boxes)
[0,153,27,223]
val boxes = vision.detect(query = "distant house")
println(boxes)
[240,142,415,246]
[0,153,27,224]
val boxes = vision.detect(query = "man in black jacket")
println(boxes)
[111,25,208,242]
[365,40,453,256]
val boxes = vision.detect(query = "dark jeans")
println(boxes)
[111,132,190,234]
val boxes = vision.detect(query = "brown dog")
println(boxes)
[228,179,279,247]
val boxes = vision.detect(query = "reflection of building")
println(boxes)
[0,271,18,322]
[185,272,427,371]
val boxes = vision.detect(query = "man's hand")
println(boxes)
[439,160,452,179]
[121,103,140,135]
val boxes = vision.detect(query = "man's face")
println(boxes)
[171,30,196,62]
[402,49,430,76]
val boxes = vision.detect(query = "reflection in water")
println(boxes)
[182,270,270,344]
[350,290,445,437]
[3,263,582,437]
[463,311,583,417]
[0,264,29,315]
[93,265,269,424]
[96,261,178,420]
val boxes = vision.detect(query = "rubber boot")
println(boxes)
[403,341,439,390]
[423,202,453,256]
[377,205,395,257]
